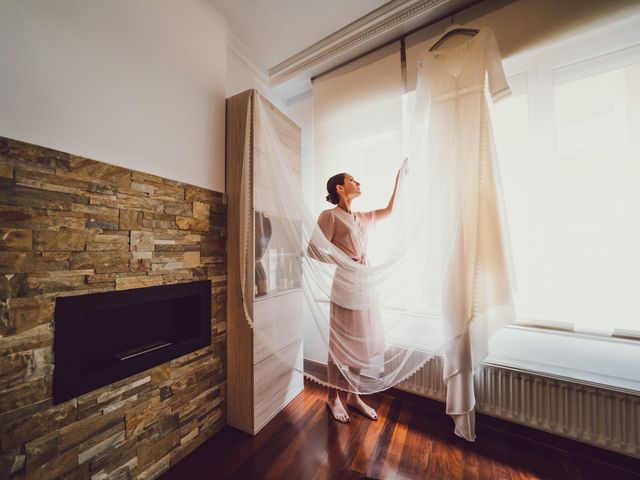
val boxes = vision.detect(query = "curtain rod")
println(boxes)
[311,0,484,83]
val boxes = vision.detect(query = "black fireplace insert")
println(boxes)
[53,280,211,403]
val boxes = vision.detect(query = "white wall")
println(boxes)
[285,91,313,208]
[0,0,227,192]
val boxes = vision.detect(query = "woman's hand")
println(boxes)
[399,157,409,177]
[394,158,408,185]
[376,158,407,221]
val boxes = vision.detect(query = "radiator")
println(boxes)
[396,356,640,458]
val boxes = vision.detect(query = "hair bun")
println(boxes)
[325,194,331,202]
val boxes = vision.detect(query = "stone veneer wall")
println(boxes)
[0,136,226,480]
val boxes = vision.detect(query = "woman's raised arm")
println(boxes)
[374,158,408,221]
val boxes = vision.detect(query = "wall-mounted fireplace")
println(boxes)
[53,280,212,404]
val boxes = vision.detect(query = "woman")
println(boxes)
[312,165,404,423]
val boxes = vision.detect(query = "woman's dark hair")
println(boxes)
[325,173,346,205]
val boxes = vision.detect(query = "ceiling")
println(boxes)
[208,0,390,71]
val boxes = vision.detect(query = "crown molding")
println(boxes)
[268,0,450,87]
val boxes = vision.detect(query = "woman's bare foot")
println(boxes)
[327,395,350,423]
[346,393,378,420]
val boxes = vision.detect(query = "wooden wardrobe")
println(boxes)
[225,89,304,435]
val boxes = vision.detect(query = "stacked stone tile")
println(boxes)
[0,137,226,480]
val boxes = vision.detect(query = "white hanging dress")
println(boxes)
[416,26,517,441]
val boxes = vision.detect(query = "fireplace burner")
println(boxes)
[53,280,211,403]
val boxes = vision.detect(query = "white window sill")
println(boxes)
[485,325,640,394]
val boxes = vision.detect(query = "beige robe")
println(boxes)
[316,207,385,368]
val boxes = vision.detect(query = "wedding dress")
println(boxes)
[413,25,516,440]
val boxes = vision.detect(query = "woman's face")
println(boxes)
[337,173,361,200]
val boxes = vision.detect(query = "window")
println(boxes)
[312,17,640,344]
[491,19,640,338]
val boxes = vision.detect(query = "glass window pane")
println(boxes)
[551,62,640,332]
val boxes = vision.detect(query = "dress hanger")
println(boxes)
[429,16,479,51]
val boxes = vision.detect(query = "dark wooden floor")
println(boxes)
[160,380,640,480]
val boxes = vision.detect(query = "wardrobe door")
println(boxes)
[252,92,304,434]
[226,89,303,435]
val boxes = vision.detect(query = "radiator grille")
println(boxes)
[397,357,640,458]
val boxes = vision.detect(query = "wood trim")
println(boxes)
[226,90,255,433]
